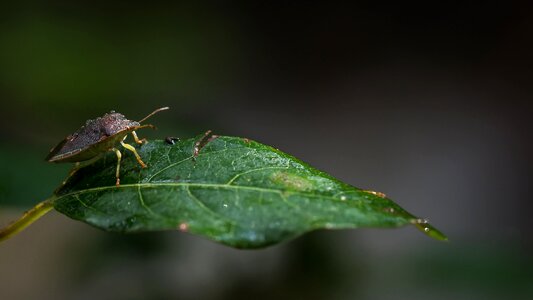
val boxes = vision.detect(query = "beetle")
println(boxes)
[46,107,169,186]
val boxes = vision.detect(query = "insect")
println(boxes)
[165,136,180,145]
[46,107,169,186]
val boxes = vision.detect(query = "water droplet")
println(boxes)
[410,218,428,224]
[124,217,136,227]
[410,218,448,241]
[383,207,395,213]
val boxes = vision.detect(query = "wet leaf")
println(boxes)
[53,135,446,248]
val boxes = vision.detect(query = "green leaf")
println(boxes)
[52,135,446,248]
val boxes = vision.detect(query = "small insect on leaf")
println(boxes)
[46,107,169,186]
[165,137,181,145]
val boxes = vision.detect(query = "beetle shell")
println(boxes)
[46,112,140,163]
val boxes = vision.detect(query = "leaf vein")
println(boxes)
[137,174,156,215]
[185,186,237,227]
[226,166,290,185]
[57,183,354,205]
[146,156,194,181]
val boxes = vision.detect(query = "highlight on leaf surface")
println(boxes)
[1,135,447,248]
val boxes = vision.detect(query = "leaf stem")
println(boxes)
[0,197,55,243]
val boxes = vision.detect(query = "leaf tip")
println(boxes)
[411,218,448,241]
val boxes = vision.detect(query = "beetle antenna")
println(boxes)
[139,107,170,123]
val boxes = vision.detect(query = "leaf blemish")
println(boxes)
[363,190,387,198]
[271,171,313,191]
[193,130,219,158]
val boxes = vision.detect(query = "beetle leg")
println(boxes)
[112,148,122,186]
[120,140,147,168]
[57,163,83,189]
[64,161,85,181]
[69,162,81,177]
[132,131,147,144]
[54,154,104,193]
[67,154,103,177]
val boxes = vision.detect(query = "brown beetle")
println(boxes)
[46,107,169,186]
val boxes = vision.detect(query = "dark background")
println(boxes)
[1,2,532,299]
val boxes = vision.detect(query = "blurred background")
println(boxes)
[1,1,531,299]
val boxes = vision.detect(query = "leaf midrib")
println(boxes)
[54,182,354,203]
